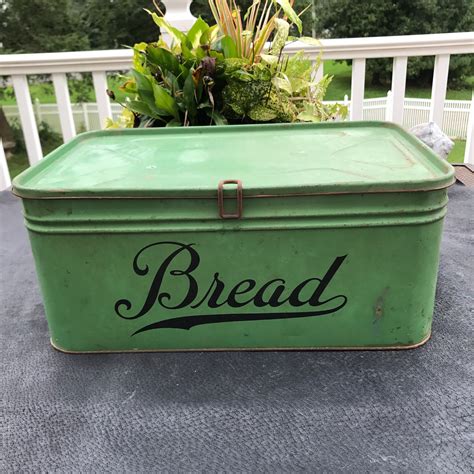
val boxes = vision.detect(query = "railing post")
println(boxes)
[350,58,366,121]
[465,91,474,164]
[11,75,43,165]
[385,90,393,121]
[52,72,76,142]
[0,138,12,191]
[429,54,450,128]
[388,56,408,125]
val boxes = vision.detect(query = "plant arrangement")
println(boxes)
[107,0,347,128]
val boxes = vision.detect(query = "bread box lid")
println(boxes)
[12,122,455,200]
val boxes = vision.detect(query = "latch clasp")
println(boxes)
[218,180,243,219]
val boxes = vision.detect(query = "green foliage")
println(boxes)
[107,7,347,128]
[0,0,90,54]
[108,17,229,127]
[0,0,165,54]
[314,0,474,87]
[8,119,62,154]
[6,120,64,179]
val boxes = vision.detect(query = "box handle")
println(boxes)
[218,180,243,219]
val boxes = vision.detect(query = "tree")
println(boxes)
[0,0,90,53]
[314,0,474,87]
[0,0,166,53]
[79,0,162,50]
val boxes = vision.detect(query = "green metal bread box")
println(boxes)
[13,122,454,353]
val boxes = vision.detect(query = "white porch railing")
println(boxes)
[0,0,473,189]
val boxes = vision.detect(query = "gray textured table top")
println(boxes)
[1,185,473,473]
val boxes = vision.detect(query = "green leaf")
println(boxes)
[223,57,247,74]
[200,24,219,46]
[126,100,156,118]
[119,79,137,95]
[138,117,158,128]
[297,111,321,122]
[283,52,313,94]
[197,101,212,110]
[146,45,181,77]
[248,105,278,121]
[186,17,209,49]
[183,72,197,118]
[132,42,149,74]
[152,82,179,118]
[145,9,190,48]
[273,76,293,95]
[207,110,228,126]
[166,119,182,127]
[229,70,253,82]
[163,71,180,94]
[269,19,290,54]
[260,54,279,66]
[293,36,322,47]
[220,36,239,59]
[131,69,155,107]
[274,0,303,33]
[179,64,191,81]
[252,63,273,81]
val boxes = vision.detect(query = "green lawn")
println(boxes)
[324,60,473,101]
[448,140,466,164]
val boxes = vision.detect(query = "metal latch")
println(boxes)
[218,180,243,219]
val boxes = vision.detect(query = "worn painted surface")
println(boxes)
[12,122,454,351]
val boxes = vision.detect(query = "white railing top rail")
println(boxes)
[1,32,473,75]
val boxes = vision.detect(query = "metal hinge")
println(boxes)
[218,180,243,219]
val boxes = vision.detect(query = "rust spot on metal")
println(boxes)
[374,287,390,322]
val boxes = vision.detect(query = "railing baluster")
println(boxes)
[465,91,474,164]
[429,54,450,127]
[162,0,195,31]
[11,75,43,165]
[388,56,408,124]
[52,73,76,142]
[0,139,12,191]
[350,58,366,121]
[92,71,112,128]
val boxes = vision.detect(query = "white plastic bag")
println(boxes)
[410,122,454,160]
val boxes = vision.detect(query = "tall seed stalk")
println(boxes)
[208,0,296,61]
